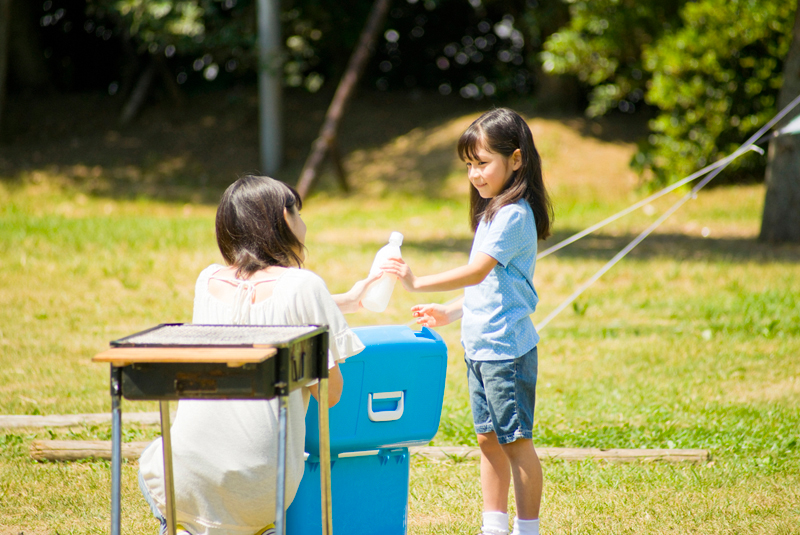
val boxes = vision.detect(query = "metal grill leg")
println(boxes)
[111,366,122,535]
[275,393,288,535]
[160,401,177,535]
[318,378,333,535]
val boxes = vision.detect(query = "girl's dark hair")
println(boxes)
[215,175,305,277]
[458,108,553,239]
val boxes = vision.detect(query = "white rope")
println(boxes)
[535,161,727,331]
[537,156,735,260]
[535,93,800,331]
[536,98,798,261]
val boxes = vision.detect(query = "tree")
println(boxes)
[540,0,797,190]
[0,0,10,133]
[634,0,795,187]
[760,5,800,243]
[540,0,686,117]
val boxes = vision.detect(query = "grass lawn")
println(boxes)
[1,89,799,534]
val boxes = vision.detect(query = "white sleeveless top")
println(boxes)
[138,265,364,534]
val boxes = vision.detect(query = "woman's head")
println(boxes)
[458,108,552,239]
[215,175,306,277]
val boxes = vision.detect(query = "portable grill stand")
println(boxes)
[95,324,333,535]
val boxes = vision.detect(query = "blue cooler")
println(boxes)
[286,325,448,535]
[287,448,410,535]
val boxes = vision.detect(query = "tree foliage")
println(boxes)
[634,0,796,185]
[542,0,797,187]
[31,0,797,190]
[540,0,687,117]
[368,0,566,99]
[89,0,261,87]
[73,0,567,98]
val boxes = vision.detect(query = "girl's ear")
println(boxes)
[511,149,522,171]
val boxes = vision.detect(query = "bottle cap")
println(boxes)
[389,231,404,245]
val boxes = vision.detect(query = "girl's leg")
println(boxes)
[477,431,511,513]
[500,438,542,519]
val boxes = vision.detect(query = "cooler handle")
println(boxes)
[367,391,404,422]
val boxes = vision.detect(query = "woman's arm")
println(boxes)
[381,253,497,293]
[308,362,344,407]
[331,272,382,314]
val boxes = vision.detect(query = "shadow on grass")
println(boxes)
[0,86,486,204]
[402,229,800,264]
[545,230,800,264]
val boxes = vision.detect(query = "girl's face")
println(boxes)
[464,143,522,198]
[284,205,307,260]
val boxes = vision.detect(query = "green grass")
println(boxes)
[2,112,800,534]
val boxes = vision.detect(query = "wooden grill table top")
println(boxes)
[93,346,278,366]
[92,323,334,535]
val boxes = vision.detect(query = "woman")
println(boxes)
[138,175,376,535]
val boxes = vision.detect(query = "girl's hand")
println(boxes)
[411,303,452,327]
[380,257,417,292]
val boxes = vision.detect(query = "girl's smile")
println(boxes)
[465,145,522,198]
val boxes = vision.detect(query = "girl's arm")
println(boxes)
[331,272,382,314]
[381,253,497,293]
[411,296,464,327]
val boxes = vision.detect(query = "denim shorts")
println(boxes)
[465,346,538,445]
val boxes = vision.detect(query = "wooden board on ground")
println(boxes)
[29,440,710,464]
[413,446,710,464]
[0,412,161,430]
[31,440,154,462]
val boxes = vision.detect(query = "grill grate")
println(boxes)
[111,324,322,348]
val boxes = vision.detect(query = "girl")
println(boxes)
[381,108,553,535]
[138,175,377,535]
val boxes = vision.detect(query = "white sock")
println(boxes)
[482,511,509,535]
[512,517,539,535]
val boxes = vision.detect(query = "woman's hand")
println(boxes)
[380,257,417,291]
[411,299,463,327]
[332,271,382,314]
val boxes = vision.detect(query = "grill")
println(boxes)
[93,323,333,535]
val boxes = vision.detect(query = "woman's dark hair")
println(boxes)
[215,175,305,277]
[458,108,553,240]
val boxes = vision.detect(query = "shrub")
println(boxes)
[634,0,796,186]
[540,0,687,118]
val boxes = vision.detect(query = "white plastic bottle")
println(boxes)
[362,232,404,313]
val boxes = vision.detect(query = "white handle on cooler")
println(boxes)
[367,391,404,422]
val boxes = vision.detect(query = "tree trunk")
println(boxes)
[257,0,282,176]
[119,60,157,125]
[8,0,50,90]
[296,0,391,200]
[760,7,800,243]
[0,0,11,134]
